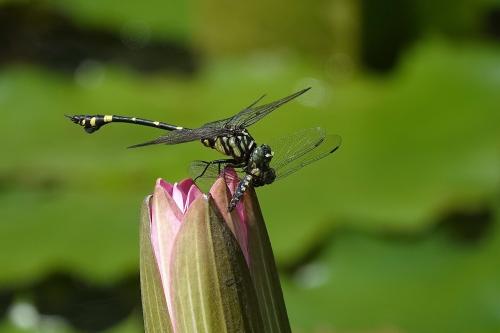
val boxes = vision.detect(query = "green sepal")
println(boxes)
[170,195,264,333]
[140,196,174,333]
[244,188,292,333]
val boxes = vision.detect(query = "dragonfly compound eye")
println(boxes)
[260,145,274,161]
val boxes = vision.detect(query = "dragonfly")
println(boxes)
[66,87,341,211]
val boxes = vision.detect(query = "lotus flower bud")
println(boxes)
[140,170,291,333]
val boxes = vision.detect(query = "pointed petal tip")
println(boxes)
[156,178,174,195]
[210,176,228,193]
[152,181,184,223]
[143,194,152,208]
[186,184,203,209]
[177,178,196,190]
[184,192,210,217]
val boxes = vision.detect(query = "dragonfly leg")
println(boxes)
[194,159,238,181]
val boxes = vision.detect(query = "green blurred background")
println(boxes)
[1,0,500,332]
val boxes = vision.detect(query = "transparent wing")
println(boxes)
[128,126,233,148]
[226,87,311,129]
[128,88,310,147]
[269,127,341,180]
[189,160,244,191]
[189,160,230,180]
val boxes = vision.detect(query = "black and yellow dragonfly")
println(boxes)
[67,88,341,211]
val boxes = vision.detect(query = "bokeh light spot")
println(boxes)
[74,59,106,89]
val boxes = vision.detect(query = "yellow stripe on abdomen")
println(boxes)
[214,137,227,155]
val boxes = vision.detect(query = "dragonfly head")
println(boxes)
[248,144,276,186]
[250,144,274,168]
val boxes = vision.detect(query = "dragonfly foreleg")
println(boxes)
[193,159,242,181]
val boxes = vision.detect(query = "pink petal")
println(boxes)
[222,168,240,194]
[177,178,196,193]
[150,180,183,326]
[172,179,197,213]
[158,179,174,196]
[172,185,186,213]
[186,184,203,210]
[210,176,250,266]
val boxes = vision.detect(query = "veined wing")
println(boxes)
[129,88,310,147]
[269,127,341,180]
[189,160,243,191]
[189,127,341,186]
[128,126,233,148]
[226,87,311,129]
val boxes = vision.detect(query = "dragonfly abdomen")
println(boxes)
[66,115,182,133]
[229,173,253,211]
[201,130,255,161]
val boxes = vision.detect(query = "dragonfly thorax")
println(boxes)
[201,129,256,161]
